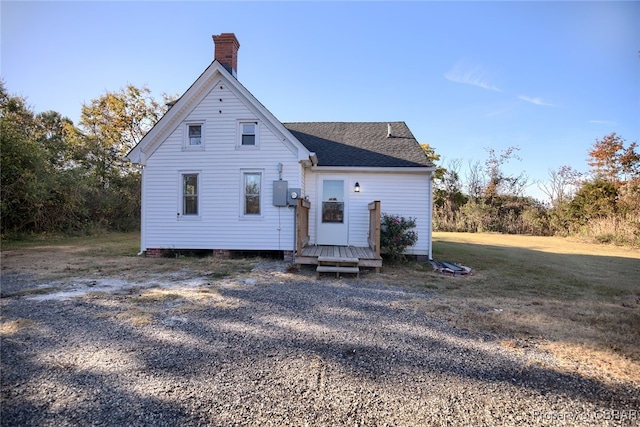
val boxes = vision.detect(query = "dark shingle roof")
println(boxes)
[283,122,434,168]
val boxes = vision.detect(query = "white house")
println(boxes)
[126,33,435,270]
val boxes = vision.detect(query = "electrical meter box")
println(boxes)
[287,188,301,206]
[272,180,288,206]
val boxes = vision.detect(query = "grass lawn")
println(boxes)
[425,232,640,384]
[2,231,639,385]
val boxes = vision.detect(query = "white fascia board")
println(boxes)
[125,60,311,165]
[126,62,223,165]
[310,166,436,174]
[222,71,311,162]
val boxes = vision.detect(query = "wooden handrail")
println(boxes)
[368,200,381,259]
[296,198,310,256]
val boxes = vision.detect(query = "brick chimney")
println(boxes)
[213,33,240,78]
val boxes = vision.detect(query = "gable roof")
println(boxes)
[283,122,434,168]
[125,60,310,165]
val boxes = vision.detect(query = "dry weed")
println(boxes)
[539,341,640,386]
[0,318,38,336]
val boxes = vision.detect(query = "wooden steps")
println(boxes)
[316,256,359,278]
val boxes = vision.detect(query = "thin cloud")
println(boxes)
[589,119,618,126]
[444,60,501,92]
[518,95,554,107]
[485,106,514,118]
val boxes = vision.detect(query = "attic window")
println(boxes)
[237,121,259,148]
[189,125,202,145]
[242,124,256,145]
[184,123,205,150]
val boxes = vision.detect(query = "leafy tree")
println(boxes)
[588,133,639,184]
[33,110,76,168]
[567,134,640,244]
[420,143,446,180]
[1,82,50,233]
[433,159,468,231]
[617,178,640,216]
[568,179,617,224]
[70,84,167,230]
[78,84,164,185]
[1,81,166,236]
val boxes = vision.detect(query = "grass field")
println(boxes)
[2,231,639,386]
[427,232,640,384]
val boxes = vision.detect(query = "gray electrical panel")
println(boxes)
[272,180,288,206]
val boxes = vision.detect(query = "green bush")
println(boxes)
[380,213,418,261]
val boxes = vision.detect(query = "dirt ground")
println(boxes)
[2,237,640,387]
[2,245,640,426]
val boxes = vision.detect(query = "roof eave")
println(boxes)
[126,60,311,165]
[310,166,436,173]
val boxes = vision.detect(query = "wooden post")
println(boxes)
[296,198,310,261]
[368,200,381,272]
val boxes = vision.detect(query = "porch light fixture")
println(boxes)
[354,182,360,193]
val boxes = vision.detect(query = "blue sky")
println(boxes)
[2,1,639,201]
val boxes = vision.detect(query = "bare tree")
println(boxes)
[466,160,484,203]
[538,166,583,208]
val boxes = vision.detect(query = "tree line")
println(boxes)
[2,80,639,246]
[1,81,170,236]
[425,133,640,246]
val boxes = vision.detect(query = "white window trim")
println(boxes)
[183,122,205,150]
[240,169,264,219]
[236,120,260,149]
[178,170,202,220]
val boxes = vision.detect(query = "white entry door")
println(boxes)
[317,178,348,246]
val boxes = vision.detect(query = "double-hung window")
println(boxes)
[238,121,259,147]
[242,171,262,217]
[184,123,204,150]
[181,173,199,217]
[188,125,202,146]
[241,123,256,146]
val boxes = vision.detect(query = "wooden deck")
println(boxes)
[295,245,383,269]
[294,199,382,272]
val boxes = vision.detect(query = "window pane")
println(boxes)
[245,196,260,214]
[242,134,255,146]
[244,173,260,215]
[322,201,344,223]
[241,123,256,145]
[321,180,344,223]
[245,174,260,194]
[184,174,198,195]
[188,125,202,146]
[184,196,198,215]
[323,180,343,202]
[183,174,198,215]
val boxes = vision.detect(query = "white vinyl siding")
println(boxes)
[305,170,432,256]
[136,69,433,255]
[141,80,300,251]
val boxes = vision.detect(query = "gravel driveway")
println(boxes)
[1,263,638,426]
